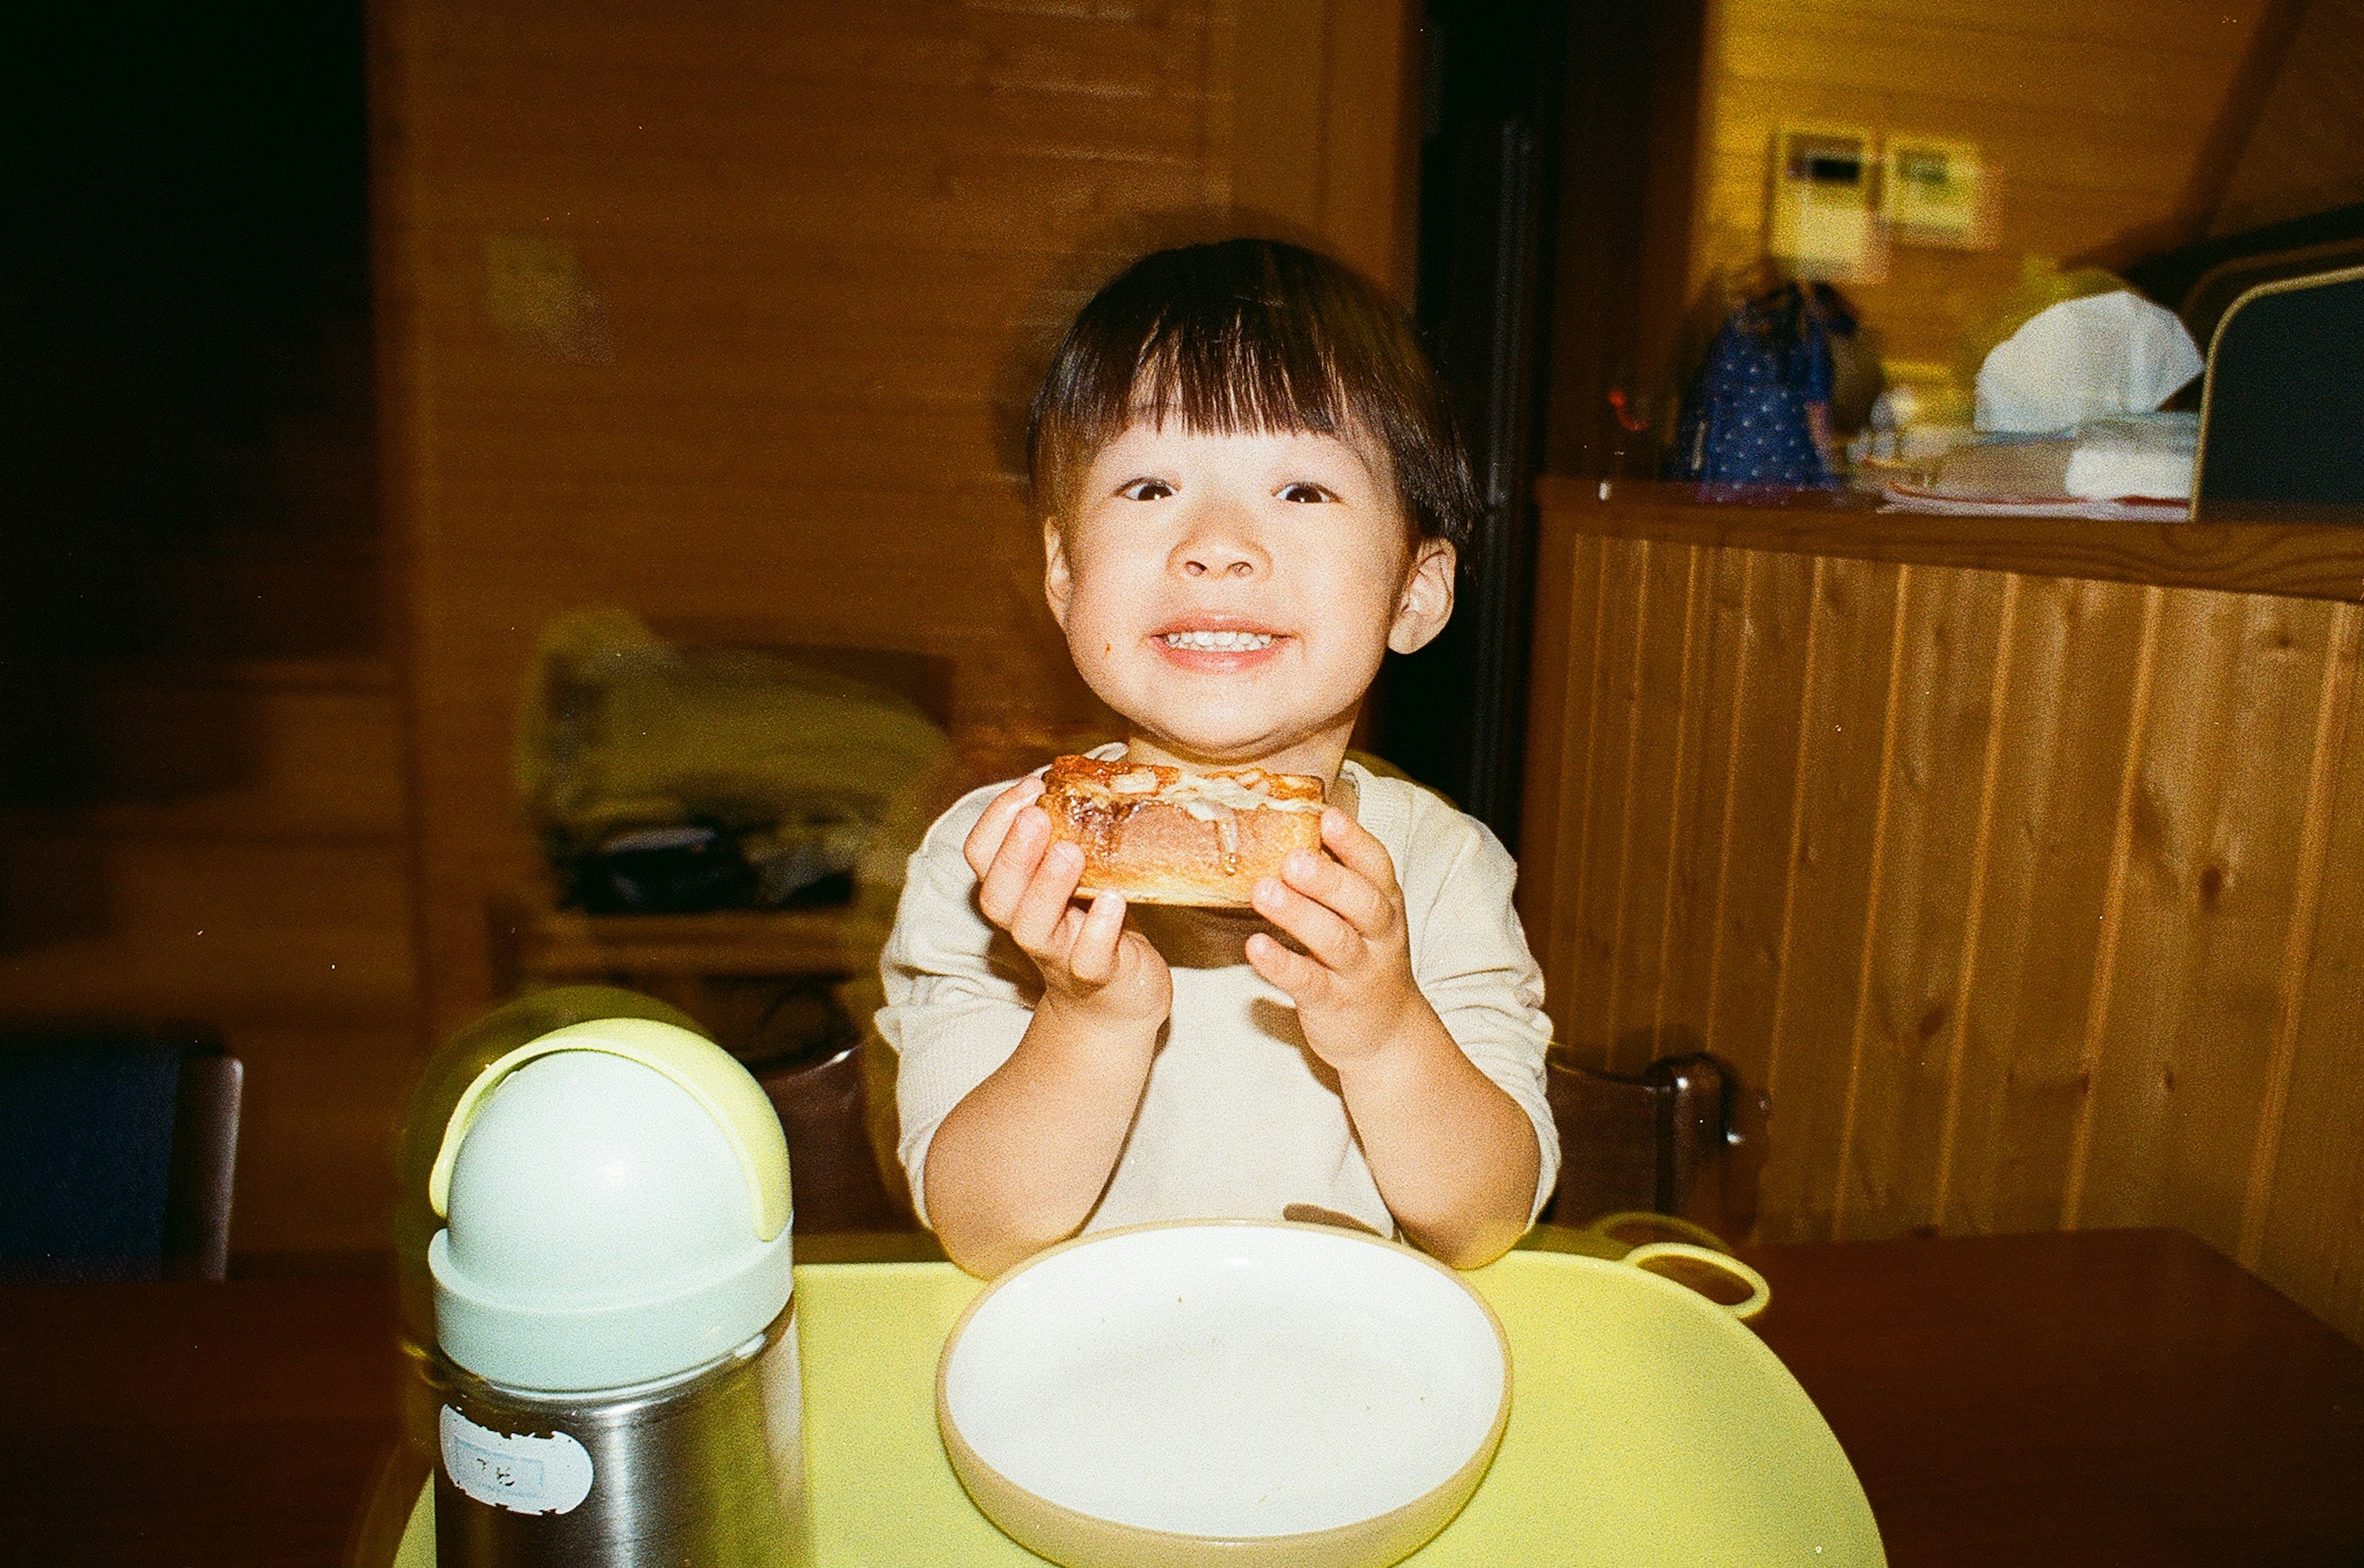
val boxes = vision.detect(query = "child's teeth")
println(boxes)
[1165,631,1274,651]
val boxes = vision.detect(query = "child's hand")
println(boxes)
[1244,808,1430,1067]
[963,776,1172,1029]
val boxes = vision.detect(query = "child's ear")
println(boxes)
[1387,537,1456,654]
[1043,517,1074,630]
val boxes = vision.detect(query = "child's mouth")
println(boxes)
[1161,630,1276,651]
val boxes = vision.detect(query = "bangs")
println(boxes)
[1088,275,1359,445]
[1027,240,1475,547]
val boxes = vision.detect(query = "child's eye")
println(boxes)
[1278,483,1337,504]
[1119,478,1174,502]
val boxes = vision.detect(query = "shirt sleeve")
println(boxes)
[875,784,1038,1229]
[1402,799,1562,1221]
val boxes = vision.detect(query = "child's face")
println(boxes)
[1044,419,1455,776]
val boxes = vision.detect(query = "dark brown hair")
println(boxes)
[1027,239,1478,550]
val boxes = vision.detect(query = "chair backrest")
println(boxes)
[748,1039,915,1234]
[1543,1050,1766,1242]
[0,1021,243,1282]
[2195,263,2364,512]
[164,1045,243,1279]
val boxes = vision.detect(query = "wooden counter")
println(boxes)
[1537,477,2364,602]
[1516,478,2364,1346]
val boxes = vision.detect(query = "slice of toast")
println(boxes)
[1039,754,1327,907]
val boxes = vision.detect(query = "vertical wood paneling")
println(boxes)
[1699,550,1819,1099]
[1833,565,2007,1238]
[1650,546,1729,1051]
[1524,515,2364,1341]
[1759,557,1905,1243]
[1561,539,1653,1066]
[2258,609,2364,1325]
[1513,521,1583,960]
[2240,599,2358,1260]
[2077,593,2342,1250]
[1922,573,2016,1229]
[1658,547,1759,1053]
[1532,536,1611,1035]
[1944,576,2150,1233]
[1604,543,1702,1071]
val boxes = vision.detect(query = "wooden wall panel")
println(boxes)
[1523,519,2364,1341]
[1833,565,2007,1239]
[1554,538,1647,1063]
[2258,606,2364,1322]
[1512,526,1593,963]
[1695,551,1818,1092]
[375,0,1418,1043]
[2213,0,2364,237]
[1757,558,1904,1242]
[1943,577,2150,1234]
[2073,593,2342,1240]
[1599,541,1698,1069]
[1689,0,2286,365]
[1654,546,1751,1058]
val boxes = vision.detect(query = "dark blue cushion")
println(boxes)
[0,1042,183,1282]
[2199,270,2364,508]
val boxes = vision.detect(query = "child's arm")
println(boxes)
[921,776,1172,1277]
[1245,808,1540,1268]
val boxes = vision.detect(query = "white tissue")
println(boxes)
[1974,291,2203,435]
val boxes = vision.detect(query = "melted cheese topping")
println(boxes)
[1165,774,1324,815]
[1060,770,1323,813]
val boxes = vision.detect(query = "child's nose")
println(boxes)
[1172,512,1269,580]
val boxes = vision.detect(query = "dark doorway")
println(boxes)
[1372,1,1705,850]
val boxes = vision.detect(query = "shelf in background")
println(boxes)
[498,900,893,983]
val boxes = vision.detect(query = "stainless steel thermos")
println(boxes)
[404,1010,809,1567]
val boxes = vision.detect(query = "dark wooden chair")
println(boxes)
[0,1020,243,1281]
[1541,1048,1768,1244]
[749,1039,916,1234]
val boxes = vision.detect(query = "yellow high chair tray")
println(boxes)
[393,1245,1882,1565]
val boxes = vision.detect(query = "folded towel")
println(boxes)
[1910,412,2197,507]
[2062,413,2197,501]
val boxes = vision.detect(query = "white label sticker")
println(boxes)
[439,1404,595,1515]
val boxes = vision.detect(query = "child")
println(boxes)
[878,239,1558,1277]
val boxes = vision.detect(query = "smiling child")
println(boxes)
[878,239,1558,1277]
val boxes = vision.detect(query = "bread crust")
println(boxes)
[1039,754,1327,907]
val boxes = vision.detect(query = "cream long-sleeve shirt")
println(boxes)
[879,757,1560,1239]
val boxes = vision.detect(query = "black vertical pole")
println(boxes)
[1375,2,1561,849]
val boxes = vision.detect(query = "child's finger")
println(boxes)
[1319,808,1401,900]
[974,805,1053,928]
[1064,891,1128,983]
[1007,840,1086,954]
[1250,874,1362,972]
[1245,930,1329,1005]
[962,776,1049,882]
[1277,846,1393,938]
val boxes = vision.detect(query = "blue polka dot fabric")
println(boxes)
[1673,281,1851,487]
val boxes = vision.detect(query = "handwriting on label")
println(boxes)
[439,1404,595,1515]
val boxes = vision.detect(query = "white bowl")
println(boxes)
[936,1221,1510,1568]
